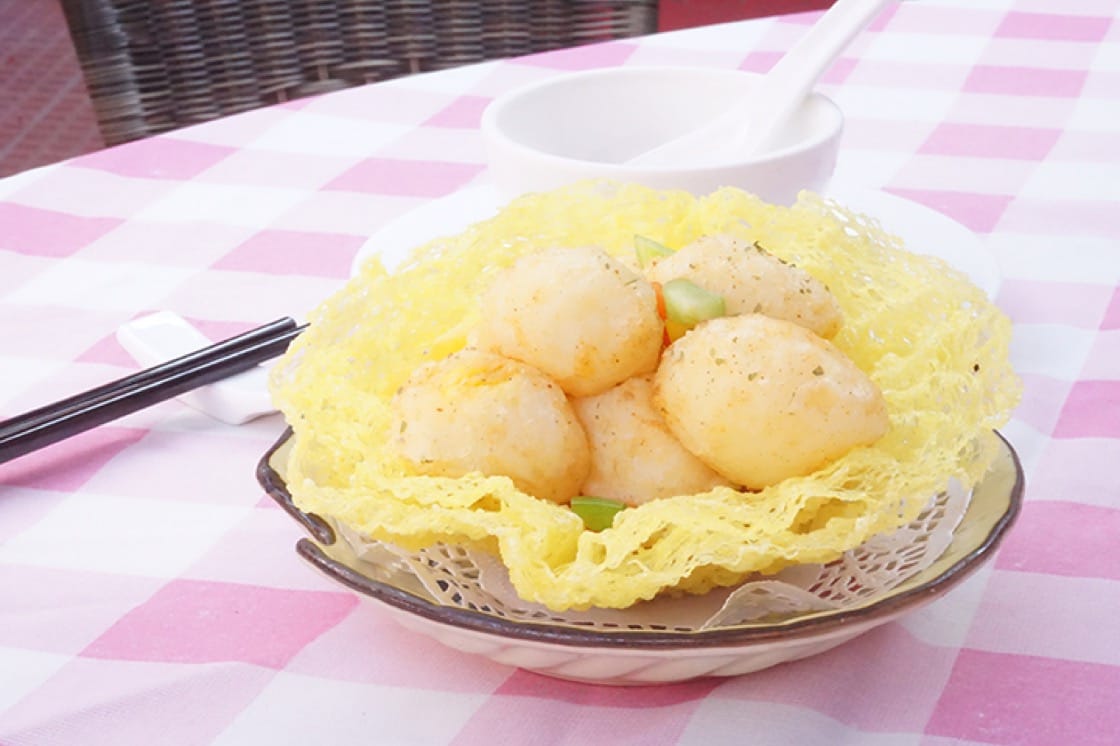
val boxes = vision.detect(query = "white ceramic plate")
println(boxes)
[351,182,1002,298]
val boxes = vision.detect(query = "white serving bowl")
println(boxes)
[480,66,844,203]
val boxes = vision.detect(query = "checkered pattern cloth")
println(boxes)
[2,0,1118,743]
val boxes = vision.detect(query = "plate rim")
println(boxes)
[257,430,1023,651]
[349,181,1003,299]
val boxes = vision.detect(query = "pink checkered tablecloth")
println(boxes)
[2,1,1118,743]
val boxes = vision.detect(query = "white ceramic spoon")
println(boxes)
[629,0,894,166]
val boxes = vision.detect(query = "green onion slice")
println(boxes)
[634,235,674,268]
[570,496,627,532]
[661,278,726,330]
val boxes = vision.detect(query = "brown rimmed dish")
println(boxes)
[258,429,1022,684]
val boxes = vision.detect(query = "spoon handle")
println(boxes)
[627,0,893,167]
[735,0,893,154]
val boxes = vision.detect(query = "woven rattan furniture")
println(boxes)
[61,0,657,146]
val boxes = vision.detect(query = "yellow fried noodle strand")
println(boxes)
[270,182,1020,611]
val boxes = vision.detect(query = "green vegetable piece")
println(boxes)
[634,235,674,268]
[661,278,726,330]
[570,496,627,532]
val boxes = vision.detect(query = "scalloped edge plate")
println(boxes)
[258,431,1022,685]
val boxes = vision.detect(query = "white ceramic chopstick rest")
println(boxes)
[116,311,278,425]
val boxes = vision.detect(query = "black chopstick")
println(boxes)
[0,317,298,438]
[0,318,305,465]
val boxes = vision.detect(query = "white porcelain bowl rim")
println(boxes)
[480,66,845,171]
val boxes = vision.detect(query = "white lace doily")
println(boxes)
[337,479,970,630]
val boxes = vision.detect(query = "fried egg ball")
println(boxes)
[654,314,889,489]
[476,246,663,397]
[645,234,843,338]
[390,349,590,504]
[572,375,733,506]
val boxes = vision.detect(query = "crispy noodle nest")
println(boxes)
[270,182,1020,611]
